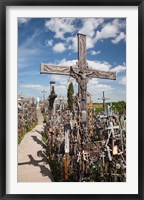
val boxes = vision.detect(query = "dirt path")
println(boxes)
[18,108,53,182]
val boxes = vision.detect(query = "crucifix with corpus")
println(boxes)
[40,33,116,118]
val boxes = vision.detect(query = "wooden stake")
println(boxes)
[87,94,93,136]
[64,153,69,180]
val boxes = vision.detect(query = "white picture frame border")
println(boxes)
[6,6,138,194]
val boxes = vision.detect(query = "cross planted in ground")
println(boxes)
[98,91,109,112]
[40,33,116,112]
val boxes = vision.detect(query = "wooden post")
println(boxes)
[64,153,69,180]
[87,93,93,137]
[89,96,93,137]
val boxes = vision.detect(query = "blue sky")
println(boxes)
[18,17,126,102]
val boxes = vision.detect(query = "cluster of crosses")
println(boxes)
[40,34,126,182]
[18,96,38,138]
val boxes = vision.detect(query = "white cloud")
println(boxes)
[112,32,126,44]
[88,78,98,86]
[67,36,78,52]
[86,37,94,49]
[45,18,75,39]
[95,19,126,44]
[51,75,69,85]
[88,60,111,71]
[95,84,113,91]
[58,59,77,67]
[119,76,126,85]
[90,50,101,56]
[96,22,117,40]
[18,18,31,24]
[111,65,126,73]
[79,18,104,38]
[88,78,113,91]
[87,82,113,102]
[45,39,53,47]
[45,18,125,53]
[70,20,125,52]
[87,82,114,102]
[53,43,66,53]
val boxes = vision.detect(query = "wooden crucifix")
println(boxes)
[40,33,116,113]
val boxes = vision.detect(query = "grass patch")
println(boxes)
[18,133,26,144]
[18,122,37,145]
[27,122,37,132]
[42,136,48,143]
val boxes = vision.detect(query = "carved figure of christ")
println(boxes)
[40,33,116,111]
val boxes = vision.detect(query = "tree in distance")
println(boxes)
[67,82,74,112]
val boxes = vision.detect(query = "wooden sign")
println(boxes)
[113,145,118,155]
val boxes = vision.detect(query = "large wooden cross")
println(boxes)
[40,33,116,112]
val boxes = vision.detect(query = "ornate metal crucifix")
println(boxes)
[40,33,116,112]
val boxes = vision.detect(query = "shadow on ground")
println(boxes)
[31,135,47,148]
[35,129,44,136]
[18,153,54,182]
[18,134,53,182]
